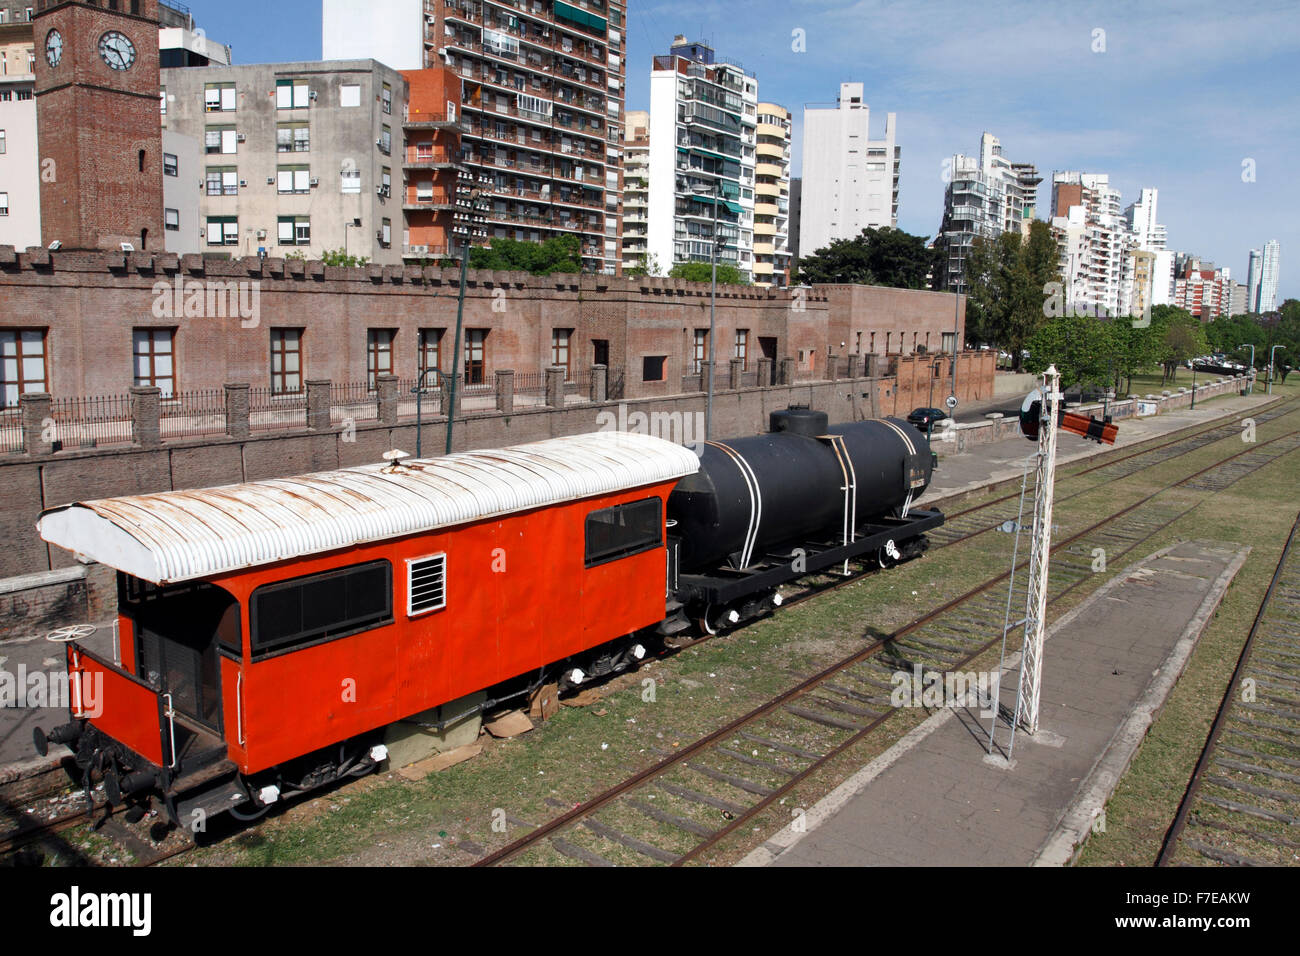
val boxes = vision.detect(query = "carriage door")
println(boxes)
[126,577,234,734]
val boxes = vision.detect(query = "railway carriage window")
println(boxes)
[585,498,662,567]
[407,554,447,616]
[250,560,392,659]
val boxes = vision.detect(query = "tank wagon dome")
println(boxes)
[37,431,700,586]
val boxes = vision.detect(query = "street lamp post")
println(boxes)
[1191,361,1198,409]
[1269,345,1284,395]
[691,182,722,441]
[412,367,440,459]
[1240,343,1255,392]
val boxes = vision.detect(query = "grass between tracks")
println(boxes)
[51,383,1300,867]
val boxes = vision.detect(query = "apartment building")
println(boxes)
[934,132,1039,293]
[163,59,431,263]
[0,63,35,249]
[325,0,628,275]
[620,108,648,271]
[1124,187,1166,251]
[1050,171,1126,317]
[1256,239,1280,312]
[753,102,791,288]
[646,36,758,282]
[798,82,899,258]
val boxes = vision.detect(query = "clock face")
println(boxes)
[45,30,63,68]
[98,31,137,71]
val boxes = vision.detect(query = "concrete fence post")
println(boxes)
[306,379,331,431]
[757,357,773,387]
[545,366,565,408]
[224,383,250,439]
[699,360,713,395]
[847,354,862,379]
[496,369,515,414]
[591,364,607,403]
[130,386,162,448]
[865,354,882,378]
[377,373,399,426]
[829,355,841,382]
[779,357,795,385]
[729,357,743,390]
[20,392,52,456]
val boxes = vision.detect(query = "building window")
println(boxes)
[206,167,238,196]
[277,123,309,152]
[381,82,392,114]
[0,192,7,217]
[1,329,48,408]
[164,208,179,231]
[277,216,311,246]
[0,130,6,154]
[551,328,572,378]
[205,216,238,246]
[381,167,392,196]
[378,125,392,154]
[941,331,957,355]
[734,329,748,370]
[693,329,708,374]
[159,88,166,115]
[642,355,666,382]
[418,329,443,383]
[205,126,237,154]
[464,329,487,385]
[275,79,310,110]
[366,329,396,389]
[277,165,311,194]
[341,167,361,193]
[163,152,178,176]
[270,329,302,395]
[132,328,176,398]
[340,84,360,108]
[204,83,236,112]
[380,218,391,246]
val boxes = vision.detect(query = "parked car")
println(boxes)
[907,407,950,432]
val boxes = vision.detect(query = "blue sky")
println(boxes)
[190,0,1299,300]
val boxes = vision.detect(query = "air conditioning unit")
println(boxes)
[237,133,246,142]
[239,179,248,187]
[257,229,267,240]
[309,178,319,187]
[309,90,318,101]
[267,177,275,184]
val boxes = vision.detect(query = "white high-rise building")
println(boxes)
[753,103,792,288]
[1051,171,1126,316]
[935,132,1040,292]
[647,37,758,282]
[1124,188,1167,251]
[1257,239,1281,312]
[621,110,650,273]
[797,83,898,258]
[1247,248,1263,313]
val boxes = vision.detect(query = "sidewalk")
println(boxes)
[742,540,1249,867]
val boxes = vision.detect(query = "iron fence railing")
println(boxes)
[329,382,379,425]
[0,406,22,454]
[159,388,227,439]
[50,394,134,448]
[248,386,307,432]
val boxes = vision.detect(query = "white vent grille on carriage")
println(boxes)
[407,554,447,615]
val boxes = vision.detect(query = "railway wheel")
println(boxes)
[696,603,741,636]
[877,539,902,569]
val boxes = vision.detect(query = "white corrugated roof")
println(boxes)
[37,431,700,585]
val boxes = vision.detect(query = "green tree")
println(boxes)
[627,252,664,278]
[793,227,943,289]
[464,235,583,275]
[319,248,370,267]
[1150,305,1208,384]
[963,222,1057,370]
[668,261,750,285]
[1023,313,1112,391]
[1107,316,1163,395]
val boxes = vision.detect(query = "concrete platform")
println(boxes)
[742,540,1249,867]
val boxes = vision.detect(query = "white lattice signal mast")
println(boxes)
[1018,364,1061,735]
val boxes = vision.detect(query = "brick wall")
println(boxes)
[0,247,976,403]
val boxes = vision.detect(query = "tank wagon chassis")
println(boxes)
[31,410,942,834]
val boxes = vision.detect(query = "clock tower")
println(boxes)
[33,0,164,251]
